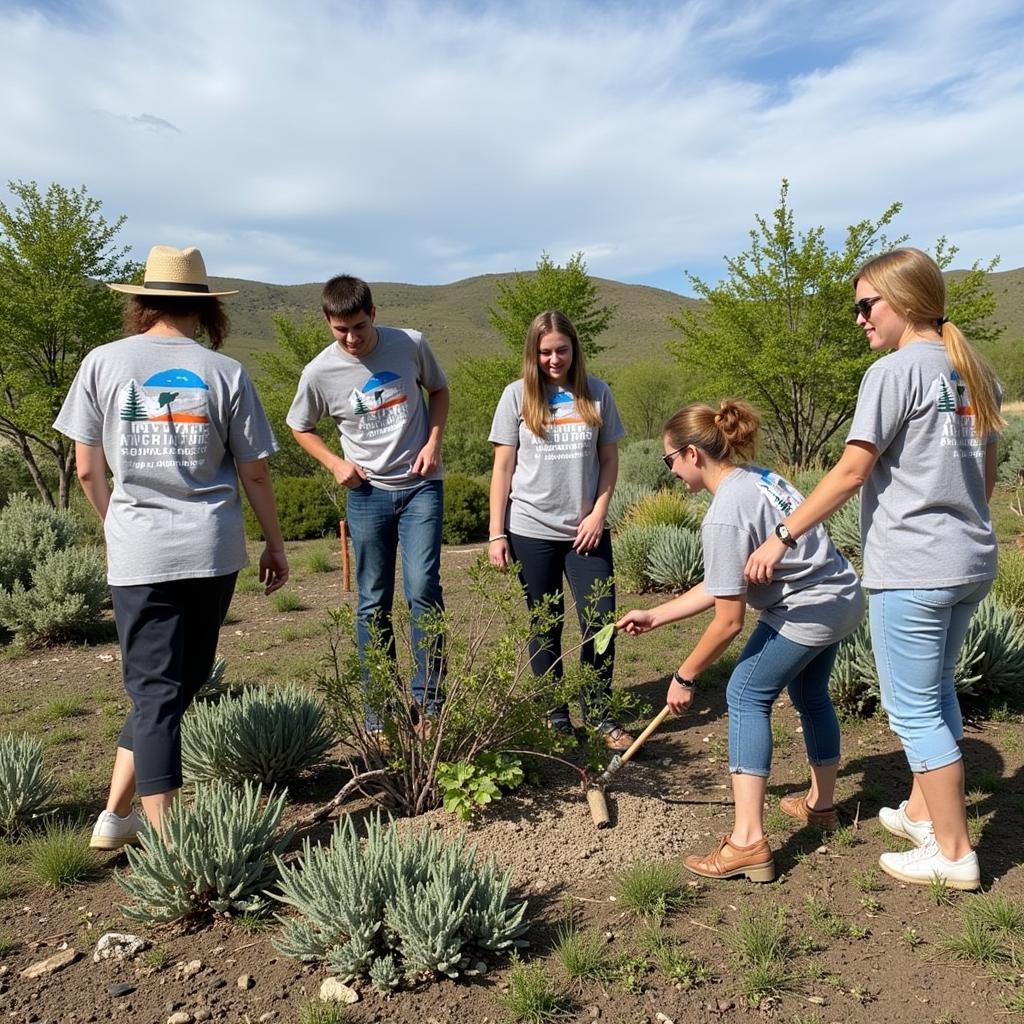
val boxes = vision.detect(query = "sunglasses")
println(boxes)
[662,445,687,470]
[853,295,883,320]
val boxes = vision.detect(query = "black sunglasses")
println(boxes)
[853,295,883,319]
[662,445,686,470]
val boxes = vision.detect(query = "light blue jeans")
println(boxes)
[727,621,841,777]
[869,580,992,773]
[345,479,445,723]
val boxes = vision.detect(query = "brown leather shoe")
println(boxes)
[779,792,839,831]
[601,725,635,753]
[684,835,776,882]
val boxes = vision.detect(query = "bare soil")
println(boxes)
[1,539,1022,1024]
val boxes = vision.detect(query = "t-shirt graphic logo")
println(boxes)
[118,369,210,424]
[756,468,801,516]
[546,390,584,426]
[349,371,408,416]
[936,372,974,416]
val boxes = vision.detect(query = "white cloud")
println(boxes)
[1,0,1021,290]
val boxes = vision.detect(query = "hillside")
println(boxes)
[209,266,1024,376]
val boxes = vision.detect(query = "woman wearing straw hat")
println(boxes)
[54,244,289,847]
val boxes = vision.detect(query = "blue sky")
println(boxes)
[2,0,1022,294]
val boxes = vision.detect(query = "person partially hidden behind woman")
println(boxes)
[618,400,863,882]
[54,245,289,848]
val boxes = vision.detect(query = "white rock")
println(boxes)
[20,948,80,978]
[93,932,148,963]
[167,1014,192,1024]
[319,977,360,1004]
[655,1014,675,1024]
[237,973,254,990]
[179,959,203,978]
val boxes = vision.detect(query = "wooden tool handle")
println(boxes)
[617,704,672,768]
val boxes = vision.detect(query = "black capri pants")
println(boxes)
[110,573,237,796]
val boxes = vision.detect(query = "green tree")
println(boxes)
[489,251,615,358]
[668,180,1001,466]
[0,181,133,507]
[442,354,520,475]
[609,359,689,440]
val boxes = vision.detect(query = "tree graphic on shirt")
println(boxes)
[352,391,369,415]
[936,378,956,413]
[158,391,179,422]
[120,381,148,421]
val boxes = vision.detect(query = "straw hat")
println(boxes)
[108,245,239,298]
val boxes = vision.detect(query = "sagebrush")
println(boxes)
[0,733,56,833]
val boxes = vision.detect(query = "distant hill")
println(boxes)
[209,267,1024,376]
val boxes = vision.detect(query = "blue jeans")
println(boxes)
[727,621,841,777]
[346,479,444,722]
[869,580,992,773]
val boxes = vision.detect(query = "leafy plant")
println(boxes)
[274,812,528,988]
[436,753,524,821]
[181,683,332,786]
[442,473,489,544]
[244,475,341,541]
[117,781,292,923]
[0,732,56,833]
[646,525,705,592]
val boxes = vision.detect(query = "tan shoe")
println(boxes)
[779,792,839,831]
[684,835,776,882]
[600,725,635,753]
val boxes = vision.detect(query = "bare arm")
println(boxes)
[412,385,449,477]
[488,443,517,569]
[575,443,618,553]
[617,582,715,635]
[667,595,746,714]
[236,458,289,594]
[75,442,112,521]
[745,441,878,584]
[291,428,367,489]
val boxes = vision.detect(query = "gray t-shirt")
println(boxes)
[702,466,864,647]
[286,326,447,491]
[488,377,626,540]
[54,335,278,586]
[846,341,998,589]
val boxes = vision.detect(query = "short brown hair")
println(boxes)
[322,275,374,318]
[123,296,229,350]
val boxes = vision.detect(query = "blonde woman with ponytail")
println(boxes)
[618,401,863,882]
[746,247,1003,891]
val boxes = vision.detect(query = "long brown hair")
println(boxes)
[854,247,1004,438]
[123,296,230,350]
[521,310,601,438]
[663,399,760,463]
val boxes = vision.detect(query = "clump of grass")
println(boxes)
[974,771,1005,794]
[235,568,264,595]
[770,721,793,752]
[929,875,955,907]
[271,590,305,613]
[830,825,859,848]
[28,820,97,888]
[941,915,1007,964]
[498,956,573,1022]
[859,895,883,914]
[297,1001,349,1024]
[901,927,923,948]
[61,770,104,805]
[963,890,1024,935]
[237,909,275,933]
[853,868,883,893]
[44,727,81,747]
[613,860,697,920]
[1002,987,1024,1014]
[553,925,614,984]
[39,698,86,721]
[142,946,170,969]
[763,803,791,835]
[640,929,711,990]
[731,904,793,1007]
[805,895,853,938]
[221,610,242,626]
[306,546,335,573]
[967,811,988,846]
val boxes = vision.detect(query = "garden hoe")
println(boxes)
[585,704,672,828]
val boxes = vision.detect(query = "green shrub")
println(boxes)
[623,489,699,531]
[272,590,305,613]
[612,525,660,592]
[993,548,1024,608]
[0,494,82,591]
[607,483,654,532]
[443,473,488,544]
[997,415,1024,484]
[617,440,675,491]
[646,525,704,591]
[244,476,341,541]
[29,820,97,888]
[0,546,108,644]
[181,683,332,786]
[956,596,1024,698]
[274,812,528,987]
[436,753,524,821]
[117,781,293,923]
[0,733,56,833]
[306,545,335,573]
[825,495,862,570]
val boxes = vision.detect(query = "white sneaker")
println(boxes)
[879,837,980,891]
[878,800,934,847]
[89,808,143,851]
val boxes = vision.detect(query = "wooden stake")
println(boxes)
[339,518,351,592]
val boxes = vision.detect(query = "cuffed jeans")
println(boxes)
[346,479,444,722]
[869,580,992,773]
[727,621,841,777]
[507,529,615,725]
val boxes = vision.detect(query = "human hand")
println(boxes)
[744,534,787,585]
[411,439,440,476]
[331,458,368,489]
[573,511,604,553]
[259,545,289,595]
[616,609,657,635]
[488,538,511,569]
[666,676,695,715]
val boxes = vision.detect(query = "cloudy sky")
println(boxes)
[2,0,1022,292]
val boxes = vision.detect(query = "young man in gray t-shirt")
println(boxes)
[287,275,449,728]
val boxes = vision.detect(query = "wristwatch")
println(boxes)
[774,523,797,549]
[672,670,696,689]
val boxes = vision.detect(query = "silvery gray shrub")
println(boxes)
[0,733,56,833]
[647,525,705,592]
